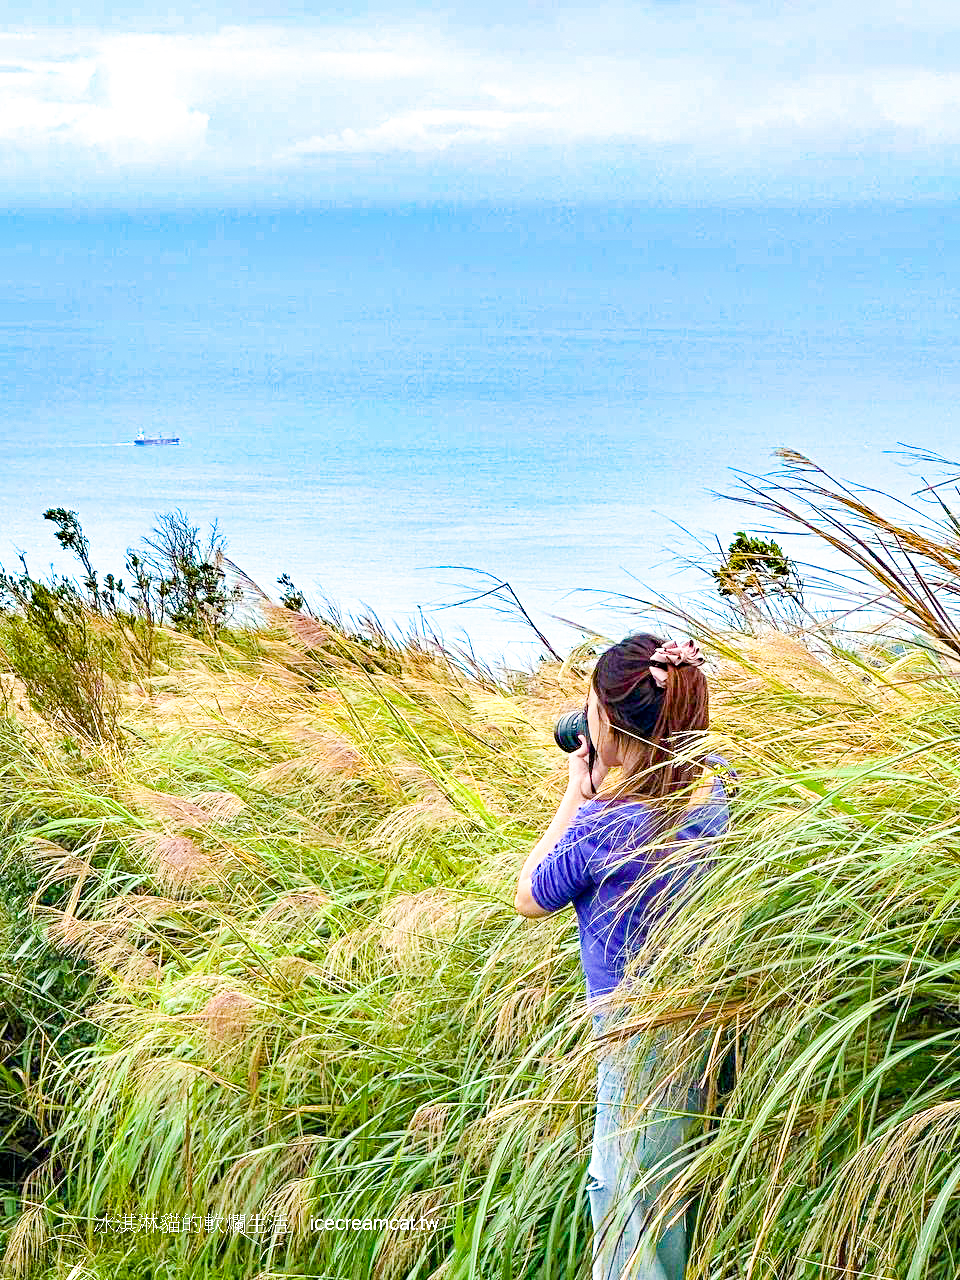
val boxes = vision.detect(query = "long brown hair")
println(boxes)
[590,631,710,837]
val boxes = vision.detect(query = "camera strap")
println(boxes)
[585,701,597,796]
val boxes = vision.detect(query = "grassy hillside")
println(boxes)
[2,450,960,1278]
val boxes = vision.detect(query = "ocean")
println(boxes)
[3,202,960,663]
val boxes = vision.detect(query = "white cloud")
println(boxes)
[6,5,960,196]
[871,71,960,140]
[0,27,435,170]
[284,108,555,156]
[0,35,208,162]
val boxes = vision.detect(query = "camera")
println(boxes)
[554,709,589,753]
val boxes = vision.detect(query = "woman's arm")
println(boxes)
[514,736,609,918]
[514,783,587,917]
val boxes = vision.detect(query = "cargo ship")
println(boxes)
[134,431,180,446]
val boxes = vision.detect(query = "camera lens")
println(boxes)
[554,709,588,753]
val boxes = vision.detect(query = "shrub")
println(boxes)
[0,570,121,744]
[133,511,243,640]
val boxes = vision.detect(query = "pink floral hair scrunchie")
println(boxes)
[647,638,706,687]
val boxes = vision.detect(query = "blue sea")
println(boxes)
[3,202,960,662]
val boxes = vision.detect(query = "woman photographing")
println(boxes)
[514,632,733,1280]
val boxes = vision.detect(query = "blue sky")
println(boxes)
[5,1,960,204]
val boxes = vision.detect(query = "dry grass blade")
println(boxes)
[255,726,365,789]
[201,989,258,1050]
[378,889,465,963]
[1,1204,48,1279]
[490,984,551,1055]
[407,1101,454,1150]
[21,838,98,896]
[130,832,218,892]
[190,789,246,822]
[129,784,212,828]
[34,907,162,982]
[721,449,960,659]
[261,601,335,650]
[372,1190,447,1280]
[260,888,330,922]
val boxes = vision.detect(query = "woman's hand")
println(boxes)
[567,735,610,801]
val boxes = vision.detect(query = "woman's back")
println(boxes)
[530,754,733,1000]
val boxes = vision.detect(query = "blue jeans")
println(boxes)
[587,1014,705,1280]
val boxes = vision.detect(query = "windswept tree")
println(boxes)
[43,508,103,611]
[712,530,804,609]
[133,510,243,640]
[277,572,307,613]
[43,508,126,616]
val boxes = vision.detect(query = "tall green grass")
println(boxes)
[3,449,960,1277]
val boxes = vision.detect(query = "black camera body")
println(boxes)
[553,705,599,795]
[554,709,589,753]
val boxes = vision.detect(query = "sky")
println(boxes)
[4,1,960,205]
[4,2,960,657]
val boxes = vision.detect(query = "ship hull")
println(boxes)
[134,438,180,446]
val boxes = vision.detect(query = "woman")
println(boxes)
[514,632,733,1280]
